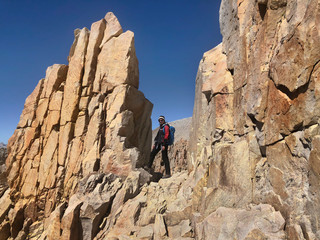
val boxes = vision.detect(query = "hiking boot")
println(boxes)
[162,174,171,179]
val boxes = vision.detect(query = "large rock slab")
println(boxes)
[93,30,139,93]
[195,204,286,240]
[189,0,320,238]
[0,144,8,197]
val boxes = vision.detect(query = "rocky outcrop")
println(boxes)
[0,143,8,197]
[1,12,152,239]
[189,0,320,238]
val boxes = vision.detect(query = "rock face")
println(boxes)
[189,0,320,238]
[2,12,152,239]
[0,143,8,197]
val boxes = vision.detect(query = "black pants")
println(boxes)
[148,144,171,175]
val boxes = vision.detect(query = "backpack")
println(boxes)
[163,124,175,145]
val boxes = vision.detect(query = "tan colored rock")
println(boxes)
[186,0,320,237]
[60,199,82,240]
[74,114,86,137]
[136,225,154,240]
[44,203,66,240]
[57,173,123,240]
[310,136,320,176]
[38,130,59,190]
[105,195,144,237]
[100,148,137,177]
[201,44,233,97]
[100,84,152,176]
[269,167,289,200]
[87,93,104,118]
[153,214,167,239]
[20,167,38,198]
[83,102,103,155]
[43,110,60,140]
[78,96,89,112]
[82,19,106,87]
[0,145,8,197]
[103,170,151,234]
[93,31,139,93]
[60,27,89,125]
[167,220,193,239]
[82,142,100,176]
[105,85,127,123]
[2,1,314,238]
[189,44,233,172]
[48,91,63,111]
[195,204,285,240]
[137,172,190,226]
[201,140,252,213]
[68,28,81,62]
[0,190,12,223]
[100,12,123,48]
[41,64,68,99]
[58,122,74,166]
[63,137,83,193]
[17,79,44,128]
[32,98,49,127]
[287,224,306,240]
[3,12,152,240]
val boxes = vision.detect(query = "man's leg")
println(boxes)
[161,145,171,176]
[148,145,161,168]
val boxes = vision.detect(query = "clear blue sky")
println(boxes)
[0,0,222,143]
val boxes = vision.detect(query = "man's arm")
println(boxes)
[163,125,170,145]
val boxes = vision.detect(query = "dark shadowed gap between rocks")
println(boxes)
[271,60,320,101]
[258,3,267,20]
[248,114,266,157]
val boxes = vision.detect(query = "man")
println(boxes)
[146,115,171,178]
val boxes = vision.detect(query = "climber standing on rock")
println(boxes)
[145,115,171,178]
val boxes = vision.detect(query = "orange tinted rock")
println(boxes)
[93,31,139,93]
[100,12,123,48]
[82,19,106,87]
[17,79,44,128]
[60,28,89,125]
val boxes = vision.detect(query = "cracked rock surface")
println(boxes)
[189,0,320,238]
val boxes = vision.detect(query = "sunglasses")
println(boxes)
[158,119,164,122]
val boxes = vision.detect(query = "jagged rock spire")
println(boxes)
[1,12,152,239]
